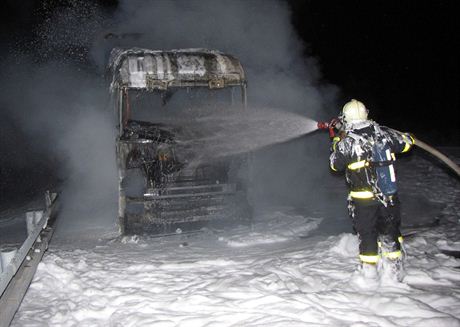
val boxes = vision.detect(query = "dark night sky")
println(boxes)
[288,0,459,145]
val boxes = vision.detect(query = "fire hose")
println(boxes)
[317,119,460,178]
[404,135,460,177]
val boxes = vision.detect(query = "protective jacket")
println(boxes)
[329,120,413,202]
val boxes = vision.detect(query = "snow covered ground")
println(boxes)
[9,150,460,326]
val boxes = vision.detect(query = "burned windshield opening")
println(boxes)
[124,86,243,124]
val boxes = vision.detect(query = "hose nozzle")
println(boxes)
[317,121,330,130]
[317,118,341,138]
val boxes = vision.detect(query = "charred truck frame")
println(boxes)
[108,48,251,234]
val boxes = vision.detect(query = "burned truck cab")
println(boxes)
[108,48,251,234]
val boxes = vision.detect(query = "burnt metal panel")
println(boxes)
[108,48,246,90]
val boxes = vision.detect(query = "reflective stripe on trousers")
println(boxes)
[382,250,402,259]
[359,254,379,264]
[349,190,374,199]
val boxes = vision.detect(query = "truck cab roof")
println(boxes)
[108,47,246,90]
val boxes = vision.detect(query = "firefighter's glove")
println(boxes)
[401,132,415,153]
[407,133,416,145]
[331,136,341,151]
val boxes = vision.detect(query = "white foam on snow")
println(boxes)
[12,208,460,327]
[221,210,321,247]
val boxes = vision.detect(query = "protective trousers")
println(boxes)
[349,196,403,264]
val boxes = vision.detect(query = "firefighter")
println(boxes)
[330,99,414,280]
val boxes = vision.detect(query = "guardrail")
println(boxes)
[0,191,58,327]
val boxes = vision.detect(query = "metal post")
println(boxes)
[119,88,124,136]
[0,248,18,273]
[241,83,247,109]
[26,211,43,236]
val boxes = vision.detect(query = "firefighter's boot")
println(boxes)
[379,236,405,282]
[361,262,378,280]
[386,257,404,282]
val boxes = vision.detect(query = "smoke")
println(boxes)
[94,0,338,113]
[1,0,344,237]
[0,58,118,236]
[95,0,341,209]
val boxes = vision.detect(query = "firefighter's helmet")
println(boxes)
[341,99,368,123]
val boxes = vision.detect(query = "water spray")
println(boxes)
[316,117,460,178]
